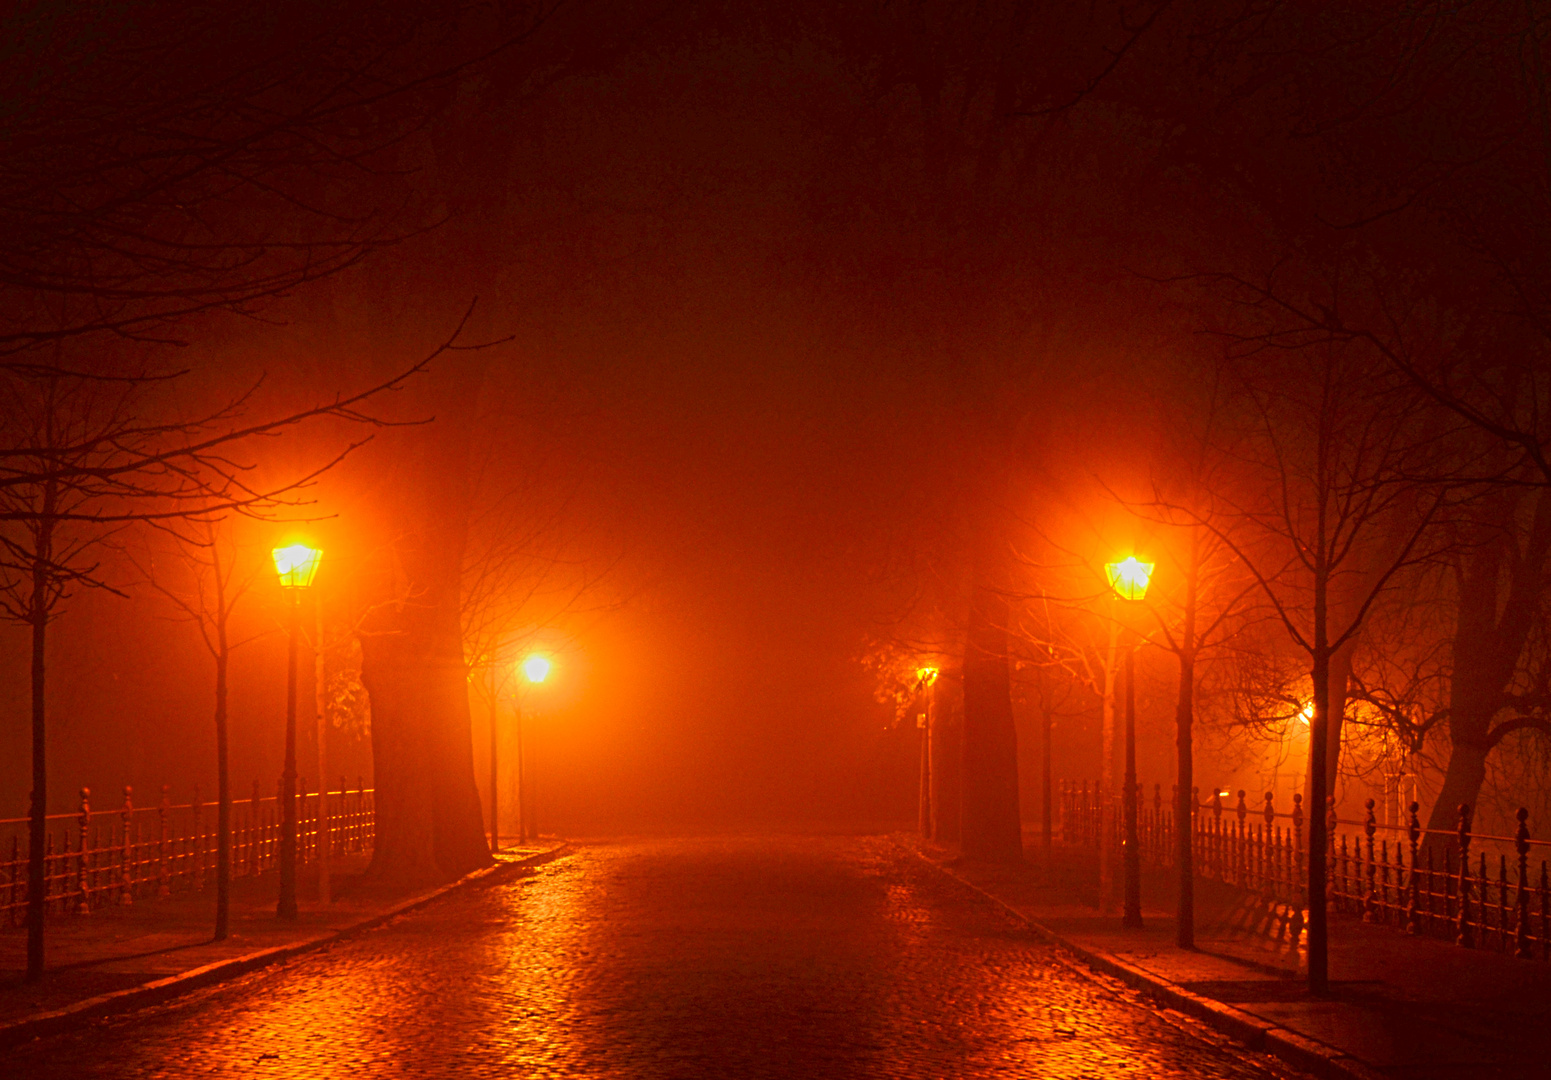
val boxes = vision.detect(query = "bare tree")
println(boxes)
[1179,339,1450,994]
[130,521,265,940]
[0,323,460,980]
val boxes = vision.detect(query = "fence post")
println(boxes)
[72,788,91,915]
[1540,860,1549,962]
[1152,783,1162,864]
[1407,801,1422,934]
[1363,798,1378,921]
[8,835,18,926]
[1457,803,1474,949]
[120,786,134,905]
[1293,793,1306,930]
[1497,853,1510,953]
[1516,808,1532,959]
[195,785,208,890]
[158,785,171,898]
[299,775,310,867]
[250,780,261,875]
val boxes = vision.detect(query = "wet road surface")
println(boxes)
[10,836,1305,1078]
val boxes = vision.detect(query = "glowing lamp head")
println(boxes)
[522,654,551,684]
[1299,701,1314,725]
[917,666,939,686]
[1105,556,1154,601]
[271,543,323,590]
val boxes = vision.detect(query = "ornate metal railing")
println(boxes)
[1059,779,1551,961]
[1,778,374,924]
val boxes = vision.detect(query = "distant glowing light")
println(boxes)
[1299,701,1313,725]
[522,655,552,684]
[917,666,939,686]
[1105,556,1154,601]
[271,543,322,589]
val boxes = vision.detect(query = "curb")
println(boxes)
[0,842,573,1049]
[917,851,1388,1080]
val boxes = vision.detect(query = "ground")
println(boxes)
[10,836,1308,1078]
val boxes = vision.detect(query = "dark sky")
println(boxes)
[6,1,1527,836]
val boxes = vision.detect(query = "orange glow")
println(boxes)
[916,666,938,686]
[271,543,323,589]
[522,654,552,684]
[1105,556,1153,601]
[1298,701,1313,725]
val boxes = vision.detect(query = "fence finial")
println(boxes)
[1263,791,1275,826]
[75,788,92,915]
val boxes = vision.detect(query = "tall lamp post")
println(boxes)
[272,542,322,921]
[916,667,938,838]
[1106,555,1152,930]
[517,654,550,841]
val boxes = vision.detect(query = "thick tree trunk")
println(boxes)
[961,579,1022,862]
[359,374,492,885]
[1425,738,1489,840]
[1423,493,1551,839]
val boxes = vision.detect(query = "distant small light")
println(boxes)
[917,666,939,685]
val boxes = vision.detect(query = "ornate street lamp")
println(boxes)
[1106,556,1152,930]
[271,543,321,920]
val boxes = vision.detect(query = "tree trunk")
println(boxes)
[215,646,230,940]
[1424,730,1490,842]
[1175,649,1195,949]
[25,500,54,982]
[359,374,492,885]
[26,557,47,981]
[961,578,1022,862]
[1303,639,1353,807]
[1423,492,1551,840]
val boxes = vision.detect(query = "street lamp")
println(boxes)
[271,543,321,920]
[505,654,551,843]
[916,667,938,838]
[1106,555,1152,930]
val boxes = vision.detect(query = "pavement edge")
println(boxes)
[0,841,574,1049]
[914,847,1389,1080]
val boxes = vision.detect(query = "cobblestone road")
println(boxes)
[10,837,1305,1079]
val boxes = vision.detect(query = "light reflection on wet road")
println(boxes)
[12,837,1297,1078]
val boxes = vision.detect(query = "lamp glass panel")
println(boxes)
[272,544,323,589]
[1105,557,1153,601]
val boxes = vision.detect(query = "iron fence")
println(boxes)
[1059,779,1551,962]
[1,777,374,925]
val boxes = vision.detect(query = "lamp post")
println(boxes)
[272,543,322,921]
[1106,556,1152,930]
[916,667,938,838]
[517,654,550,841]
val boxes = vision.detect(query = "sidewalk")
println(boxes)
[913,832,1551,1080]
[0,840,568,1043]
